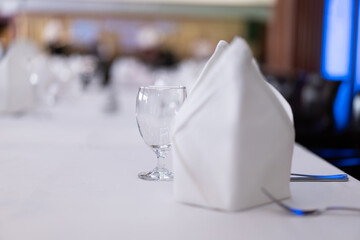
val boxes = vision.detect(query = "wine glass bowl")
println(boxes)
[136,86,187,181]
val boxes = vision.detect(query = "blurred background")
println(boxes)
[0,0,359,178]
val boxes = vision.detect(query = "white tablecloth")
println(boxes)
[0,86,359,240]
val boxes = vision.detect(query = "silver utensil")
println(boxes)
[262,188,360,216]
[290,173,348,182]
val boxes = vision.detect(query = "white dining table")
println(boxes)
[0,85,359,240]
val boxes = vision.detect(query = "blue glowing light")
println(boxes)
[311,175,348,179]
[312,148,359,158]
[333,82,352,130]
[332,158,360,167]
[321,0,355,80]
[291,209,305,216]
[321,0,357,131]
[355,1,360,94]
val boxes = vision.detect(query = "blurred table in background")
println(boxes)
[0,86,359,240]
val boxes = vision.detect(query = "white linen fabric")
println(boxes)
[0,40,39,113]
[1,87,360,239]
[172,37,295,211]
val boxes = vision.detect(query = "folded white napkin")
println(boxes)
[0,40,39,113]
[171,37,295,211]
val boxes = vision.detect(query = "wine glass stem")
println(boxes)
[157,155,166,169]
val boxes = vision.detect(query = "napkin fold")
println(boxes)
[172,37,295,211]
[0,40,38,113]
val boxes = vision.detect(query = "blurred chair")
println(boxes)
[265,72,340,140]
[354,91,360,132]
[292,74,341,137]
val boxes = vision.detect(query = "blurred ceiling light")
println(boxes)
[25,0,274,6]
[42,20,64,44]
[136,26,162,50]
[21,0,273,21]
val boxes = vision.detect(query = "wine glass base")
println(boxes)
[138,167,174,181]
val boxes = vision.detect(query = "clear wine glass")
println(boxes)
[136,86,187,181]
